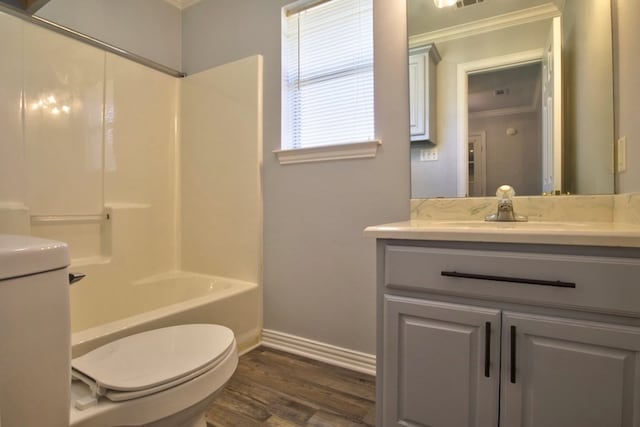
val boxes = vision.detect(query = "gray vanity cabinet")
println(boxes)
[383,296,500,426]
[501,312,640,427]
[376,240,640,427]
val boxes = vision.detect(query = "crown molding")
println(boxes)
[470,104,538,119]
[409,3,560,48]
[163,0,201,10]
[470,73,542,119]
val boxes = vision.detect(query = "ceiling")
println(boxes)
[408,0,562,36]
[163,0,201,10]
[0,0,51,14]
[468,62,541,116]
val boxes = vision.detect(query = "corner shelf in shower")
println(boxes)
[30,211,111,225]
[29,207,112,262]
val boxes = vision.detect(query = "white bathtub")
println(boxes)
[71,271,261,357]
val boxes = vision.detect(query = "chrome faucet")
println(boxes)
[485,185,528,222]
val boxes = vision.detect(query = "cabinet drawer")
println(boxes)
[385,245,640,316]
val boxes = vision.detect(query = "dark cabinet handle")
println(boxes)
[441,271,576,288]
[484,321,491,378]
[510,325,517,384]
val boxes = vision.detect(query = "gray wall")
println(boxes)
[182,0,409,355]
[37,0,182,70]
[562,0,614,195]
[470,111,542,196]
[614,0,640,193]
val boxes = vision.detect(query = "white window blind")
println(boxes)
[282,0,374,150]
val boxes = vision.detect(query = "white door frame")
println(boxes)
[456,49,544,197]
[468,131,487,197]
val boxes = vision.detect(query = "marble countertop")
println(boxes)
[364,220,640,248]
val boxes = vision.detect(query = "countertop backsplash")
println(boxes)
[410,193,640,225]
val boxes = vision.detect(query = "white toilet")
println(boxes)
[0,235,238,427]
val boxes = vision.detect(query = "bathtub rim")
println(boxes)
[72,270,259,354]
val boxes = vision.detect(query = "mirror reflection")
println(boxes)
[408,0,614,198]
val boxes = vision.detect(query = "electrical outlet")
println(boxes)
[617,136,627,173]
[420,148,438,161]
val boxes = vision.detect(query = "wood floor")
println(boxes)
[205,347,376,426]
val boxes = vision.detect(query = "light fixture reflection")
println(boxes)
[30,93,72,115]
[434,0,456,8]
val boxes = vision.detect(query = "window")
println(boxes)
[280,0,376,162]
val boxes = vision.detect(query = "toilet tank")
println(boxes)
[0,235,71,427]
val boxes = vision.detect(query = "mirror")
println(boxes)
[408,0,615,198]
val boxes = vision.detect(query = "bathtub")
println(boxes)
[71,271,261,358]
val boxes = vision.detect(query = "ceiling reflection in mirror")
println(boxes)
[408,0,615,198]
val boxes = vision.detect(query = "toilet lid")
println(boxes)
[71,324,234,393]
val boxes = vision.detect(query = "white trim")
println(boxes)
[468,130,486,196]
[283,0,332,16]
[273,140,381,165]
[409,3,560,48]
[469,104,538,119]
[551,16,563,193]
[469,71,542,119]
[261,329,376,375]
[163,0,201,10]
[457,49,544,197]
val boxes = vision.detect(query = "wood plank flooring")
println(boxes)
[205,347,376,426]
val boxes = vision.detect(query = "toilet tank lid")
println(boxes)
[0,235,69,281]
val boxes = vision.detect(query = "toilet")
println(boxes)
[0,235,238,427]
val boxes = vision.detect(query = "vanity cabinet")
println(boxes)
[409,44,440,142]
[500,311,640,427]
[376,240,640,427]
[383,296,500,426]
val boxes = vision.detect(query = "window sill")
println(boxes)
[273,140,382,165]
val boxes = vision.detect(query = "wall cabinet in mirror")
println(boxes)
[409,44,440,143]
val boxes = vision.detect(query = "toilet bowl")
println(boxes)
[0,235,238,427]
[70,323,238,427]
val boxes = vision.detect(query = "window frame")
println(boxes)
[276,0,380,165]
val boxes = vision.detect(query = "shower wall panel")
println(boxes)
[23,24,104,216]
[0,13,25,208]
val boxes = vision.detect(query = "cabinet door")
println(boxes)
[383,295,500,426]
[409,52,427,141]
[501,312,640,427]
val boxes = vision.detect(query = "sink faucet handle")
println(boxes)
[485,185,528,222]
[496,184,516,200]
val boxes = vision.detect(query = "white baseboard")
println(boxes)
[261,329,376,376]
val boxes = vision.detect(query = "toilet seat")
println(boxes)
[71,324,234,404]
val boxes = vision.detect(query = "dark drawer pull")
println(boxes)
[510,325,517,384]
[441,271,576,288]
[484,321,491,378]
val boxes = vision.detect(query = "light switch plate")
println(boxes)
[617,136,627,173]
[420,148,438,161]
